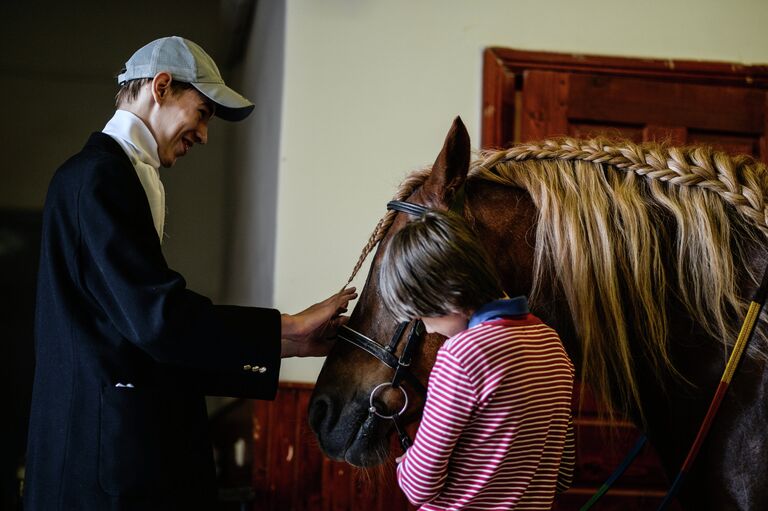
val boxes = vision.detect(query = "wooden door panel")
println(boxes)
[566,73,764,135]
[568,122,645,142]
[688,131,760,156]
[519,70,766,162]
[520,70,570,140]
[643,125,687,146]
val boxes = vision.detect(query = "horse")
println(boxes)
[308,117,768,509]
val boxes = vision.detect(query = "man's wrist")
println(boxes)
[280,313,298,341]
[281,339,298,358]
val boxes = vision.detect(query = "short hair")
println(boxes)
[114,78,195,109]
[379,209,503,322]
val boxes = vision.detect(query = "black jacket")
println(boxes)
[24,132,281,510]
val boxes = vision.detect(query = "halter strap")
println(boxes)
[387,189,466,218]
[337,323,427,395]
[337,325,400,369]
[387,200,429,216]
[386,321,408,353]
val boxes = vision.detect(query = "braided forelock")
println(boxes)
[343,167,433,288]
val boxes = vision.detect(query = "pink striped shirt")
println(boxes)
[397,315,575,510]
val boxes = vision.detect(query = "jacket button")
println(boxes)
[251,366,261,372]
[243,364,252,371]
[258,367,267,373]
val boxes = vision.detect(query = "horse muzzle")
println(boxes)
[308,392,392,467]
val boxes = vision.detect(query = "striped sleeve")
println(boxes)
[396,349,477,506]
[556,415,576,493]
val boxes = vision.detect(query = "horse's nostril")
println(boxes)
[308,395,331,433]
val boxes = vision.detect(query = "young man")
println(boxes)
[379,209,574,510]
[24,36,355,510]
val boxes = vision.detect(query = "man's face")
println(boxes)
[153,88,214,167]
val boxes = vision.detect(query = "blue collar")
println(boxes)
[468,296,529,329]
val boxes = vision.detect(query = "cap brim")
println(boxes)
[192,82,254,122]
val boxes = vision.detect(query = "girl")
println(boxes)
[379,209,575,510]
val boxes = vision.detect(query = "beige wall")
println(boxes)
[272,0,768,381]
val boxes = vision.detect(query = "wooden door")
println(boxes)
[483,47,768,510]
[483,48,768,159]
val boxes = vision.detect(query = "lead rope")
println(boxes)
[578,435,647,510]
[580,260,768,510]
[656,258,768,510]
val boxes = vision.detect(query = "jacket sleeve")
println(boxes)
[76,155,281,399]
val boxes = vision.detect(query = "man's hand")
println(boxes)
[280,287,357,357]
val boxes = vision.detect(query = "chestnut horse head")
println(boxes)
[310,117,768,508]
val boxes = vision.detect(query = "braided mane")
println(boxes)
[347,138,768,419]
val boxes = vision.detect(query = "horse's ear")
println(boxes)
[422,116,470,209]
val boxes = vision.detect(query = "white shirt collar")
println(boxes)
[102,109,161,169]
[102,110,166,242]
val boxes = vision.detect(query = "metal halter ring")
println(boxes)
[368,382,409,419]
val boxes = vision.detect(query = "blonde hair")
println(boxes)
[347,138,768,421]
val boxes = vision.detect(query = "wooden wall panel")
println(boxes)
[233,383,417,511]
[295,390,324,511]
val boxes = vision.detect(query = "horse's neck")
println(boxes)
[463,181,575,342]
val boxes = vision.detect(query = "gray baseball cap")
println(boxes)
[117,36,254,122]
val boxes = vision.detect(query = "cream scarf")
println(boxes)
[102,110,165,242]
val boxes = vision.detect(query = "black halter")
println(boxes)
[336,200,430,450]
[336,319,426,395]
[386,200,430,217]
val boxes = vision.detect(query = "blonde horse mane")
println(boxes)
[346,138,768,421]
